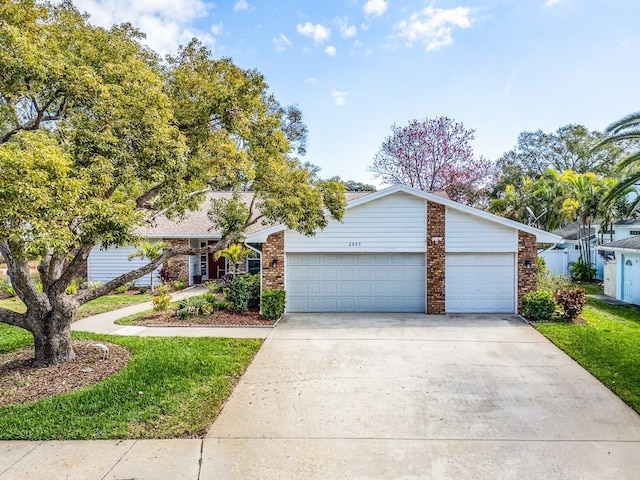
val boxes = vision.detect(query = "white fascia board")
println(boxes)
[596,245,640,253]
[244,184,562,244]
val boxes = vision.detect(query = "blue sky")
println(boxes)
[74,0,640,186]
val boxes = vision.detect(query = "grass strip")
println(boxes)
[0,332,261,439]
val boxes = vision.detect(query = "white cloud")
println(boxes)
[331,90,349,106]
[273,33,292,52]
[210,23,223,35]
[334,16,357,38]
[342,25,357,38]
[71,0,212,55]
[297,22,331,43]
[234,0,249,12]
[364,0,388,17]
[306,77,318,85]
[395,6,475,51]
[325,45,337,56]
[544,0,565,6]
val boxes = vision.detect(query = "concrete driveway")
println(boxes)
[203,313,640,479]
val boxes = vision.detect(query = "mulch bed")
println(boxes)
[0,340,130,408]
[130,309,277,327]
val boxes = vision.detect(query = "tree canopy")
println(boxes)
[0,0,345,364]
[368,117,496,205]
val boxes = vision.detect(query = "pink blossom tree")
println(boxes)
[368,117,496,205]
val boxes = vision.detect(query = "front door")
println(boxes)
[624,258,634,303]
[207,240,227,279]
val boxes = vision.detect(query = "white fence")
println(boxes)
[539,248,604,280]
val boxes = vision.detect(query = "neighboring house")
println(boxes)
[87,185,559,313]
[597,219,640,305]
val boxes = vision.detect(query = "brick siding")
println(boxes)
[517,230,538,314]
[262,231,285,290]
[426,202,446,314]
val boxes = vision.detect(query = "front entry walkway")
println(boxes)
[202,313,640,479]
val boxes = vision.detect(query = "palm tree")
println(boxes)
[215,243,250,277]
[597,111,640,203]
[128,241,169,291]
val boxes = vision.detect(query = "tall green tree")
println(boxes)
[0,0,345,365]
[597,111,640,203]
[493,124,625,197]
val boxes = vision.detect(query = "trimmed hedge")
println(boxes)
[261,289,286,320]
[522,290,556,322]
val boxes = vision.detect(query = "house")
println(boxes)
[245,185,558,314]
[87,185,559,313]
[597,220,640,305]
[87,191,370,286]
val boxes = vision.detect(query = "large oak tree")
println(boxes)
[0,0,345,365]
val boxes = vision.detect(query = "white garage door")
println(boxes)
[286,253,426,312]
[445,253,515,313]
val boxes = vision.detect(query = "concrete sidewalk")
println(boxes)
[71,286,270,339]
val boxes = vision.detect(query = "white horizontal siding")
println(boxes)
[87,245,160,286]
[445,208,517,253]
[286,192,426,253]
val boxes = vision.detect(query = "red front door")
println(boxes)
[207,240,227,279]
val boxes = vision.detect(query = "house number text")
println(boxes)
[348,242,361,247]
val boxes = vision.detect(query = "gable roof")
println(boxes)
[136,191,373,238]
[245,185,561,244]
[551,221,598,242]
[597,236,640,253]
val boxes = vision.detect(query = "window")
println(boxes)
[248,258,261,275]
[630,231,640,236]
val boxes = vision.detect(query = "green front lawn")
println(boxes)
[534,297,640,413]
[0,331,262,439]
[0,293,153,318]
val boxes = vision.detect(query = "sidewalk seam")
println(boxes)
[100,440,138,480]
[0,441,43,478]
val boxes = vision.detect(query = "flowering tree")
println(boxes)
[368,117,496,204]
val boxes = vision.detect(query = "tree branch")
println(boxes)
[0,307,28,330]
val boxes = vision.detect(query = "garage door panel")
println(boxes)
[287,253,425,312]
[446,253,515,313]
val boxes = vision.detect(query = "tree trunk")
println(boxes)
[31,311,76,365]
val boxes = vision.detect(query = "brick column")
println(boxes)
[517,231,538,314]
[427,202,446,314]
[163,238,190,283]
[262,231,285,290]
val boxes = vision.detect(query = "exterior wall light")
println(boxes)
[272,258,278,269]
[524,260,532,270]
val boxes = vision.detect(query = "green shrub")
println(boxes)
[261,289,286,320]
[205,281,222,294]
[225,274,260,313]
[115,284,128,294]
[65,283,78,295]
[554,288,586,321]
[172,278,188,291]
[216,300,228,310]
[6,286,16,297]
[522,290,556,322]
[0,278,11,293]
[152,285,171,312]
[35,282,43,293]
[138,286,148,294]
[569,257,597,282]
